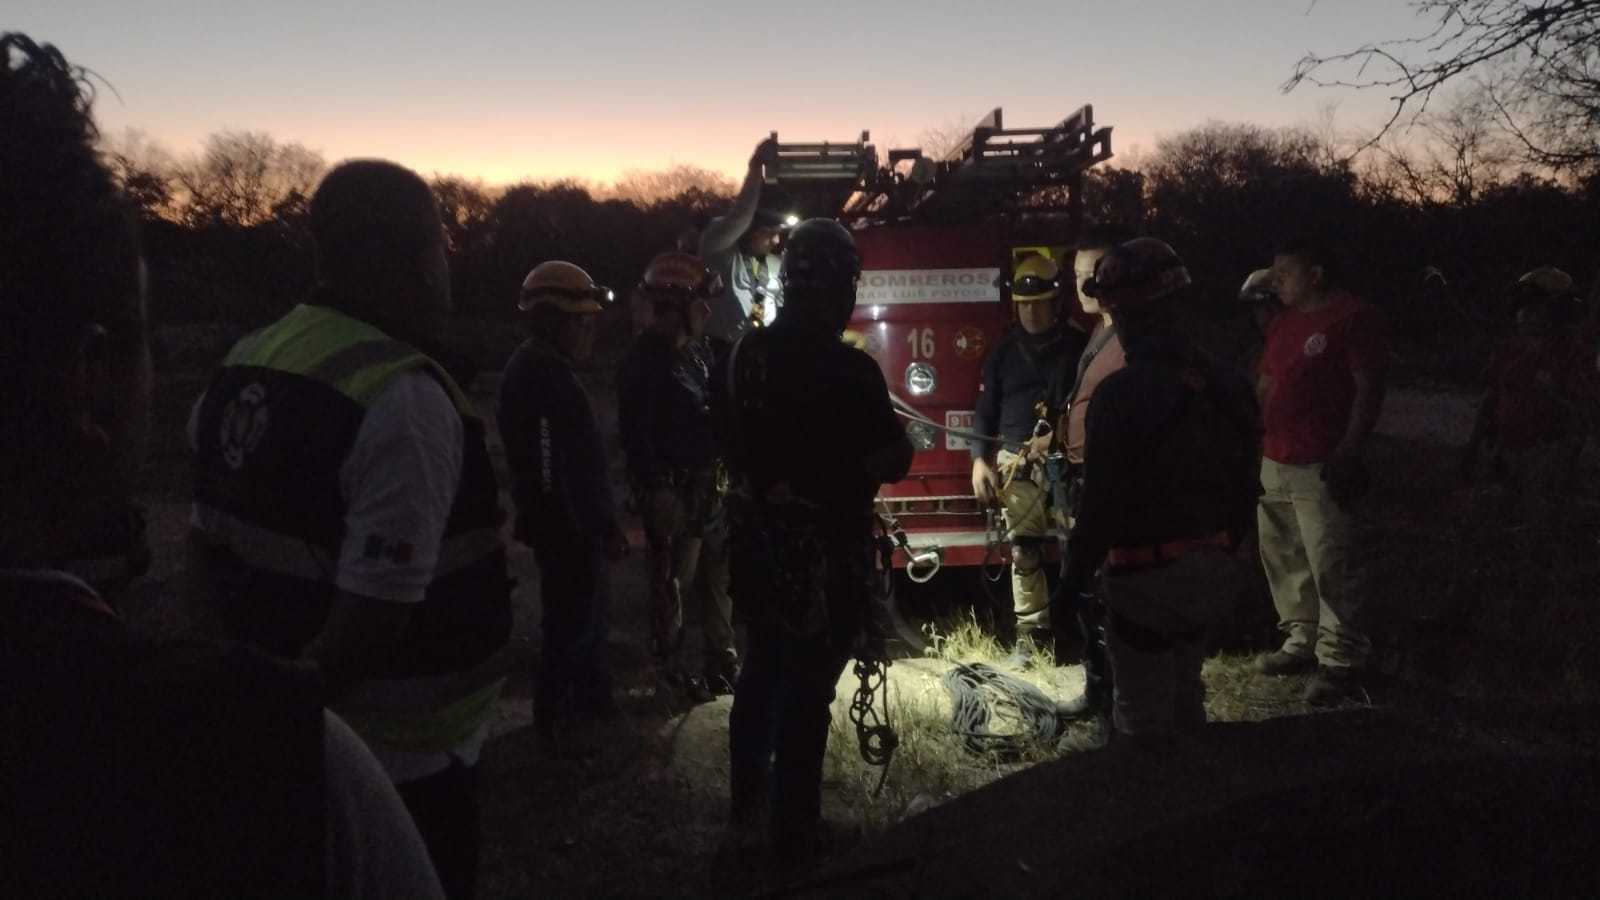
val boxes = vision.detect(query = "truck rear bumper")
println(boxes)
[889,527,1065,571]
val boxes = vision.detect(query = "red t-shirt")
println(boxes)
[1484,336,1596,449]
[1260,293,1389,464]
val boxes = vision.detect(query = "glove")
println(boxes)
[1320,453,1369,509]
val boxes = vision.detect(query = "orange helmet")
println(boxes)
[640,251,722,302]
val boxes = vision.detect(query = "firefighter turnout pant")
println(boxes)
[997,449,1050,632]
[1257,458,1372,670]
[643,470,735,669]
[1102,549,1235,737]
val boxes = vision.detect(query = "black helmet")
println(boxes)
[777,217,857,325]
[780,218,861,327]
[1082,237,1190,313]
[781,219,859,291]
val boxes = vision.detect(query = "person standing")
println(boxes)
[619,251,739,695]
[1052,225,1136,728]
[3,34,442,897]
[1255,236,1389,705]
[498,262,630,738]
[971,255,1088,668]
[700,138,794,343]
[713,219,912,862]
[1060,238,1260,741]
[189,159,509,900]
[1467,270,1597,611]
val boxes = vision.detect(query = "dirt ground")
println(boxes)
[127,361,1600,899]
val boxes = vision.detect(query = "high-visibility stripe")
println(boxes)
[306,339,418,394]
[336,677,506,753]
[340,647,511,714]
[191,503,338,580]
[230,305,472,413]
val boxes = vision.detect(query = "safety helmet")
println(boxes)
[1512,266,1582,325]
[518,260,613,314]
[1238,268,1277,304]
[1010,256,1061,303]
[1083,238,1191,313]
[780,218,861,296]
[1518,267,1574,295]
[639,251,722,303]
[779,218,861,329]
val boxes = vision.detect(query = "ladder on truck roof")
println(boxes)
[761,106,1113,226]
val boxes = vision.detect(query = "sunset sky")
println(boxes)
[11,1,1437,185]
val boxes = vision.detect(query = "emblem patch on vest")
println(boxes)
[1303,333,1328,358]
[219,383,270,470]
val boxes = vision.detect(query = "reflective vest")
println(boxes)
[192,303,512,752]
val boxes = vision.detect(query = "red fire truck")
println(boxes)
[760,108,1114,645]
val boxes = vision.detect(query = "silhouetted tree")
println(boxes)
[611,165,735,208]
[1287,0,1600,170]
[175,131,326,228]
[100,128,176,222]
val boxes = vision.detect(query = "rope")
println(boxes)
[941,662,1062,759]
[849,656,899,797]
[886,390,1022,450]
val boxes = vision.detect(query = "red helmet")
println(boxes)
[1083,238,1191,312]
[640,250,722,302]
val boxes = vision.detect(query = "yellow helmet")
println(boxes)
[518,260,614,314]
[1011,256,1061,303]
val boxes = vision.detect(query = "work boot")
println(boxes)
[1004,638,1035,670]
[663,670,715,704]
[704,656,741,697]
[1006,627,1050,670]
[1303,667,1369,707]
[1055,689,1107,721]
[1056,715,1112,753]
[1258,650,1317,677]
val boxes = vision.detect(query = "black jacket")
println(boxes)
[1063,326,1261,590]
[711,318,906,517]
[617,331,719,487]
[972,323,1088,459]
[498,340,621,548]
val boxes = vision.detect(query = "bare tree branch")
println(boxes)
[1285,1,1600,169]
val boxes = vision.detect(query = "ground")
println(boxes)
[129,349,1599,899]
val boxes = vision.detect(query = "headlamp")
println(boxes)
[1012,274,1059,300]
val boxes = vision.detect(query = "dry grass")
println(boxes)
[821,614,1075,834]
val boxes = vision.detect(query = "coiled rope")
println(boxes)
[941,662,1062,759]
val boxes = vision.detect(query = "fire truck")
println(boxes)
[758,107,1115,647]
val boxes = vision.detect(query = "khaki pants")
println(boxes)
[1257,458,1371,669]
[1103,549,1235,737]
[997,449,1050,630]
